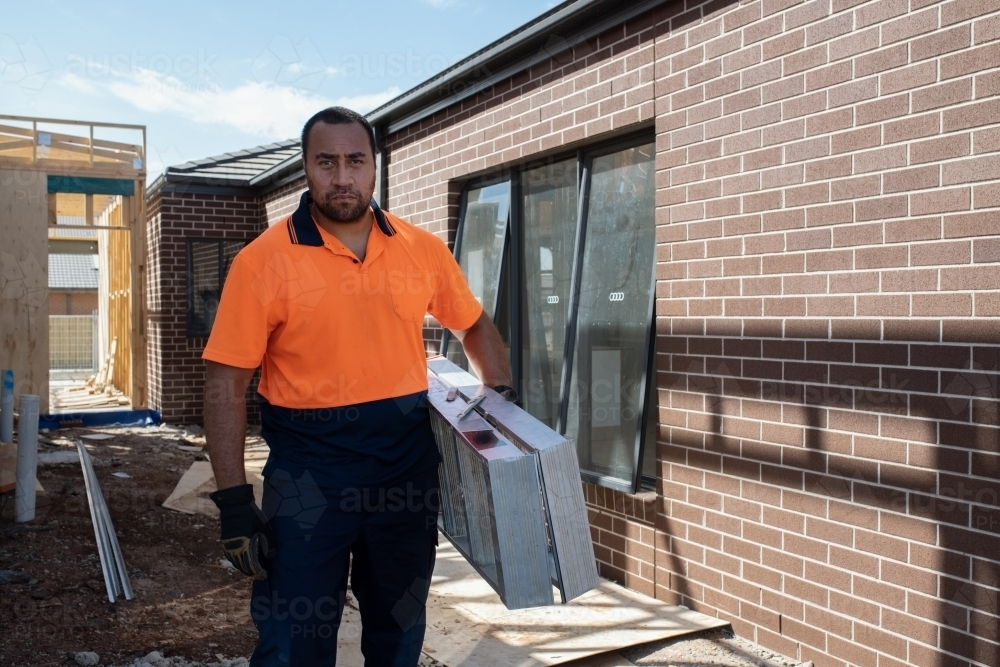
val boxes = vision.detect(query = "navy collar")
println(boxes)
[287,191,396,246]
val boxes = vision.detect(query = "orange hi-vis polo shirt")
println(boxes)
[203,192,483,409]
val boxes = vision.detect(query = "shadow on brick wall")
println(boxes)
[658,329,999,664]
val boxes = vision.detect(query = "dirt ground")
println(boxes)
[0,425,258,667]
[0,424,804,667]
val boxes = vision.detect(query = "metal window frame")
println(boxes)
[184,238,246,338]
[439,174,511,358]
[447,132,657,493]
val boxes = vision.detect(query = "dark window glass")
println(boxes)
[565,143,657,485]
[444,182,510,369]
[186,239,246,337]
[520,159,578,427]
[447,137,657,492]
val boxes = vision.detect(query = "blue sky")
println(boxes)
[1,0,557,179]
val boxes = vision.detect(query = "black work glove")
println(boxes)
[209,484,276,580]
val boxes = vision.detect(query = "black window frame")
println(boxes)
[185,237,247,338]
[443,130,658,494]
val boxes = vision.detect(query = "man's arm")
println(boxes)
[204,360,256,490]
[451,310,513,388]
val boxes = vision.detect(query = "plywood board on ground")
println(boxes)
[161,460,263,516]
[421,541,726,666]
[333,603,634,667]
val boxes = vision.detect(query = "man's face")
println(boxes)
[304,121,376,223]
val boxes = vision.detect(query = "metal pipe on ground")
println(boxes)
[75,440,133,602]
[88,453,132,599]
[0,369,13,443]
[76,440,116,602]
[15,394,39,523]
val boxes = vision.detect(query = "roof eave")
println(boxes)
[366,0,669,136]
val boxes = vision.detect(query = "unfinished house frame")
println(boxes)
[0,114,147,413]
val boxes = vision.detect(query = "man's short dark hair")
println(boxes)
[301,107,378,161]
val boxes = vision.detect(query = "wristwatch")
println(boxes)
[492,384,518,402]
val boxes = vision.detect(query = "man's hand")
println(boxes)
[209,484,276,580]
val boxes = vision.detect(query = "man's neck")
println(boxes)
[311,203,373,263]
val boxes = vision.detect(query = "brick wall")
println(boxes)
[47,291,98,316]
[146,191,261,424]
[381,1,1000,665]
[261,178,306,227]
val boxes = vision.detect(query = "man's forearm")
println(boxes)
[204,361,254,490]
[453,311,513,388]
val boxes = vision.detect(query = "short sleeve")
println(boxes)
[427,237,483,331]
[202,254,269,369]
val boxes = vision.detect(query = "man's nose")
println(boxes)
[332,161,352,187]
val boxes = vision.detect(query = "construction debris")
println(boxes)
[76,439,134,603]
[117,652,248,667]
[74,652,101,666]
[51,339,131,411]
[161,446,267,516]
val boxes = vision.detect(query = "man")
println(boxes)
[202,106,514,667]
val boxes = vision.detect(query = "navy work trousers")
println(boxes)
[248,466,440,667]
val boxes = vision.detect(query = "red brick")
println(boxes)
[945,210,1000,237]
[911,187,971,215]
[912,24,972,61]
[942,0,1000,27]
[943,154,1000,185]
[882,8,940,45]
[883,166,940,194]
[881,61,938,96]
[942,42,1000,80]
[913,78,974,112]
[944,98,1000,132]
[884,113,941,144]
[910,134,971,164]
[855,196,908,222]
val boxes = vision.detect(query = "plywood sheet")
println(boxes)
[161,459,264,516]
[161,448,268,516]
[422,541,726,666]
[0,167,49,412]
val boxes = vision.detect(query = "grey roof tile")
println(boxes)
[49,254,99,290]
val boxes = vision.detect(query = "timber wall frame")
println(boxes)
[0,114,147,411]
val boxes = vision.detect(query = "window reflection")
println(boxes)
[521,160,578,427]
[445,182,510,370]
[565,143,656,484]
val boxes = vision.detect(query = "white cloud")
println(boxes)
[58,67,400,139]
[420,0,461,7]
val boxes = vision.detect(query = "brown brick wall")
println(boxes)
[381,1,1000,665]
[47,291,98,316]
[146,191,261,424]
[262,178,306,228]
